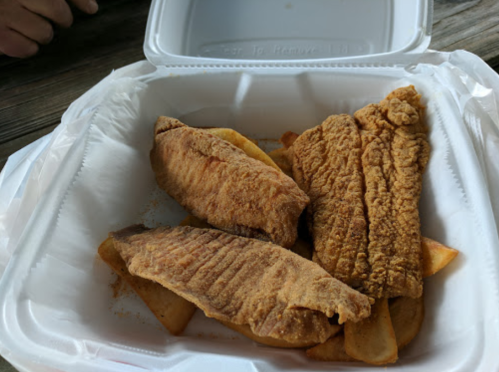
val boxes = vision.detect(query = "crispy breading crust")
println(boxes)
[355,86,430,298]
[292,114,369,288]
[150,117,309,248]
[112,225,371,344]
[291,86,429,299]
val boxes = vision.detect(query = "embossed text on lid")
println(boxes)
[144,0,431,67]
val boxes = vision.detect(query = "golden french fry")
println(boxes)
[344,298,398,365]
[308,296,424,362]
[267,147,293,177]
[422,237,459,278]
[201,127,258,145]
[218,320,336,348]
[205,128,281,172]
[98,237,196,335]
[306,333,355,362]
[280,131,299,148]
[179,215,212,229]
[389,296,424,350]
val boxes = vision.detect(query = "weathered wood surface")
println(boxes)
[432,0,499,67]
[0,0,151,172]
[0,0,498,369]
[1,0,498,172]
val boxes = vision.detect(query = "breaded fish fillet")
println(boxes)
[112,225,371,344]
[290,86,429,299]
[291,114,369,288]
[150,117,309,248]
[355,86,430,298]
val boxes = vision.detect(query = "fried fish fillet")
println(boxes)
[150,117,309,248]
[291,114,369,288]
[291,86,429,299]
[355,85,430,298]
[112,225,371,344]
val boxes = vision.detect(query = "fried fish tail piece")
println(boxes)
[112,225,371,345]
[150,117,309,248]
[291,114,369,288]
[354,85,430,298]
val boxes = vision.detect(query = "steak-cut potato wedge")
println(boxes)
[422,237,459,278]
[307,296,425,362]
[219,321,339,349]
[204,128,281,172]
[280,131,299,148]
[389,296,425,350]
[267,147,293,177]
[344,298,398,365]
[98,237,196,335]
[306,333,354,362]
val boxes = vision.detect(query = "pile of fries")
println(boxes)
[98,127,458,365]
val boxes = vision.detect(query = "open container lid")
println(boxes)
[144,0,432,67]
[3,0,499,371]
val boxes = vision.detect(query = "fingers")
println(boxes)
[18,0,74,28]
[0,0,99,58]
[69,0,98,14]
[8,6,54,45]
[0,28,38,58]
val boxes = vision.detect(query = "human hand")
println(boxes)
[0,0,98,58]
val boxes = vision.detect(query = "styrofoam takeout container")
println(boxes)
[1,0,499,371]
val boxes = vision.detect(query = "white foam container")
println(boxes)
[1,0,499,371]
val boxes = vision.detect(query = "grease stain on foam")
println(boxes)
[110,274,133,299]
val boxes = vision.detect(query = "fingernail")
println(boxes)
[25,42,39,58]
[88,0,98,14]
